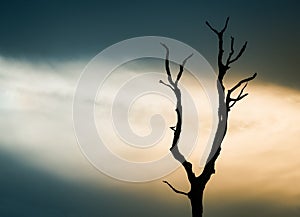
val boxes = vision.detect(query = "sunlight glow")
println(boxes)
[0,57,299,206]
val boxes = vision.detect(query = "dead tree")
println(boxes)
[160,17,257,217]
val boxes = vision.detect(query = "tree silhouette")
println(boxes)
[160,17,257,217]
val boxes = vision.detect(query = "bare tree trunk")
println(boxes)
[160,17,256,217]
[189,186,204,217]
[190,197,203,217]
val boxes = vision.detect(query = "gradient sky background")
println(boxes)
[0,0,299,217]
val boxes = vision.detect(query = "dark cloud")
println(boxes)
[0,147,298,217]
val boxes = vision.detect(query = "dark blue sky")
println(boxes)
[0,0,299,88]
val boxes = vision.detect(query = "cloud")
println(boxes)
[0,56,299,216]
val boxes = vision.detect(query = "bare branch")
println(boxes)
[229,73,257,93]
[226,73,256,110]
[176,53,193,83]
[160,42,169,60]
[176,65,184,84]
[199,146,221,184]
[228,41,248,64]
[232,82,247,98]
[171,107,182,149]
[159,80,174,90]
[170,145,186,164]
[182,53,194,67]
[231,93,248,102]
[160,42,197,185]
[228,82,248,108]
[236,82,248,97]
[221,16,230,34]
[163,180,188,196]
[206,17,231,81]
[226,36,235,66]
[229,93,249,109]
[160,43,174,84]
[206,16,230,35]
[205,21,218,35]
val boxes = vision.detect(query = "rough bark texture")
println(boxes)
[161,18,256,217]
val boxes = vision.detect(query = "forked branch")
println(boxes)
[206,17,249,83]
[226,73,256,110]
[176,53,193,84]
[227,41,248,65]
[206,17,230,77]
[205,17,229,35]
[225,36,247,66]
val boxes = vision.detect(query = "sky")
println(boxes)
[0,0,299,217]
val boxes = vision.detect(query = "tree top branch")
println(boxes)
[205,16,230,36]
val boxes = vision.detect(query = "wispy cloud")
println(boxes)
[0,57,299,216]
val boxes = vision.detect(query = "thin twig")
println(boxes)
[163,181,188,196]
[226,36,235,66]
